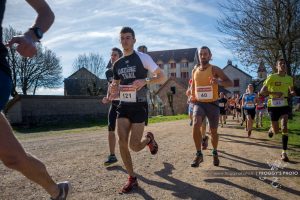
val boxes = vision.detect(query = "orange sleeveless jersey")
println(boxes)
[192,65,219,102]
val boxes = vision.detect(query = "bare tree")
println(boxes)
[31,47,63,95]
[3,26,63,95]
[72,52,106,78]
[217,0,300,76]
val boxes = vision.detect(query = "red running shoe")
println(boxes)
[146,132,158,155]
[121,176,138,193]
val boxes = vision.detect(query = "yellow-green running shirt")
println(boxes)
[263,74,293,107]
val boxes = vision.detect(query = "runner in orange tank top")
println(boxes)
[190,46,233,167]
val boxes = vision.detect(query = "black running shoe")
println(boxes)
[268,130,274,138]
[191,154,203,167]
[104,154,118,166]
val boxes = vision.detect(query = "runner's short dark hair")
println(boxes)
[200,46,211,55]
[277,58,286,64]
[120,27,135,38]
[112,47,123,57]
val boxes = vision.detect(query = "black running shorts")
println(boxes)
[268,106,289,121]
[117,103,148,124]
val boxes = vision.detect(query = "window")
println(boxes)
[158,63,164,69]
[180,62,188,68]
[170,63,176,69]
[170,73,176,77]
[181,72,189,79]
[170,86,176,94]
[234,79,239,87]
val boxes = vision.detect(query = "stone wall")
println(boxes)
[156,79,188,115]
[64,78,107,96]
[6,95,109,126]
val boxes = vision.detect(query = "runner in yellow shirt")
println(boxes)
[260,59,296,162]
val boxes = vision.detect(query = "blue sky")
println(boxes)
[4,0,252,95]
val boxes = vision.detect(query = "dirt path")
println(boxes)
[1,118,299,200]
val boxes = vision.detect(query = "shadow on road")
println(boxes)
[106,165,154,199]
[139,162,226,200]
[218,165,300,197]
[204,178,279,200]
[107,163,226,199]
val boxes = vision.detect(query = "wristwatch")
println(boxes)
[29,27,43,40]
[145,77,151,83]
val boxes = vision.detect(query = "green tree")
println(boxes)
[218,0,300,76]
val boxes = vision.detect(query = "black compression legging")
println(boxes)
[108,101,118,132]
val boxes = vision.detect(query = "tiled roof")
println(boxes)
[223,64,252,78]
[148,48,198,63]
[65,67,100,80]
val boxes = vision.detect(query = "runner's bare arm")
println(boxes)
[147,67,165,84]
[212,66,233,87]
[26,0,55,33]
[255,94,258,105]
[289,86,296,96]
[108,79,120,100]
[6,0,55,58]
[191,68,196,101]
[102,84,111,104]
[186,88,191,97]
[260,85,268,96]
[241,94,245,107]
[133,67,165,90]
[260,85,283,97]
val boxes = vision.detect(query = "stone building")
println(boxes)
[222,60,252,96]
[153,77,231,116]
[154,77,189,115]
[64,67,107,96]
[147,48,198,92]
[148,47,198,80]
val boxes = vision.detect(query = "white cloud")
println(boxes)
[3,0,255,95]
[34,87,64,96]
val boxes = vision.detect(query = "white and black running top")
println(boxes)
[113,51,158,104]
[105,68,114,83]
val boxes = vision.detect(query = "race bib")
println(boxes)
[245,102,255,108]
[257,103,264,108]
[271,98,285,107]
[119,85,136,102]
[196,86,213,100]
[219,103,225,107]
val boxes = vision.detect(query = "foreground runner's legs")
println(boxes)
[103,48,122,166]
[191,116,204,167]
[270,115,289,161]
[104,104,118,166]
[201,117,209,150]
[280,115,289,161]
[246,112,255,137]
[118,118,158,193]
[117,118,137,193]
[0,113,70,200]
[210,128,220,166]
